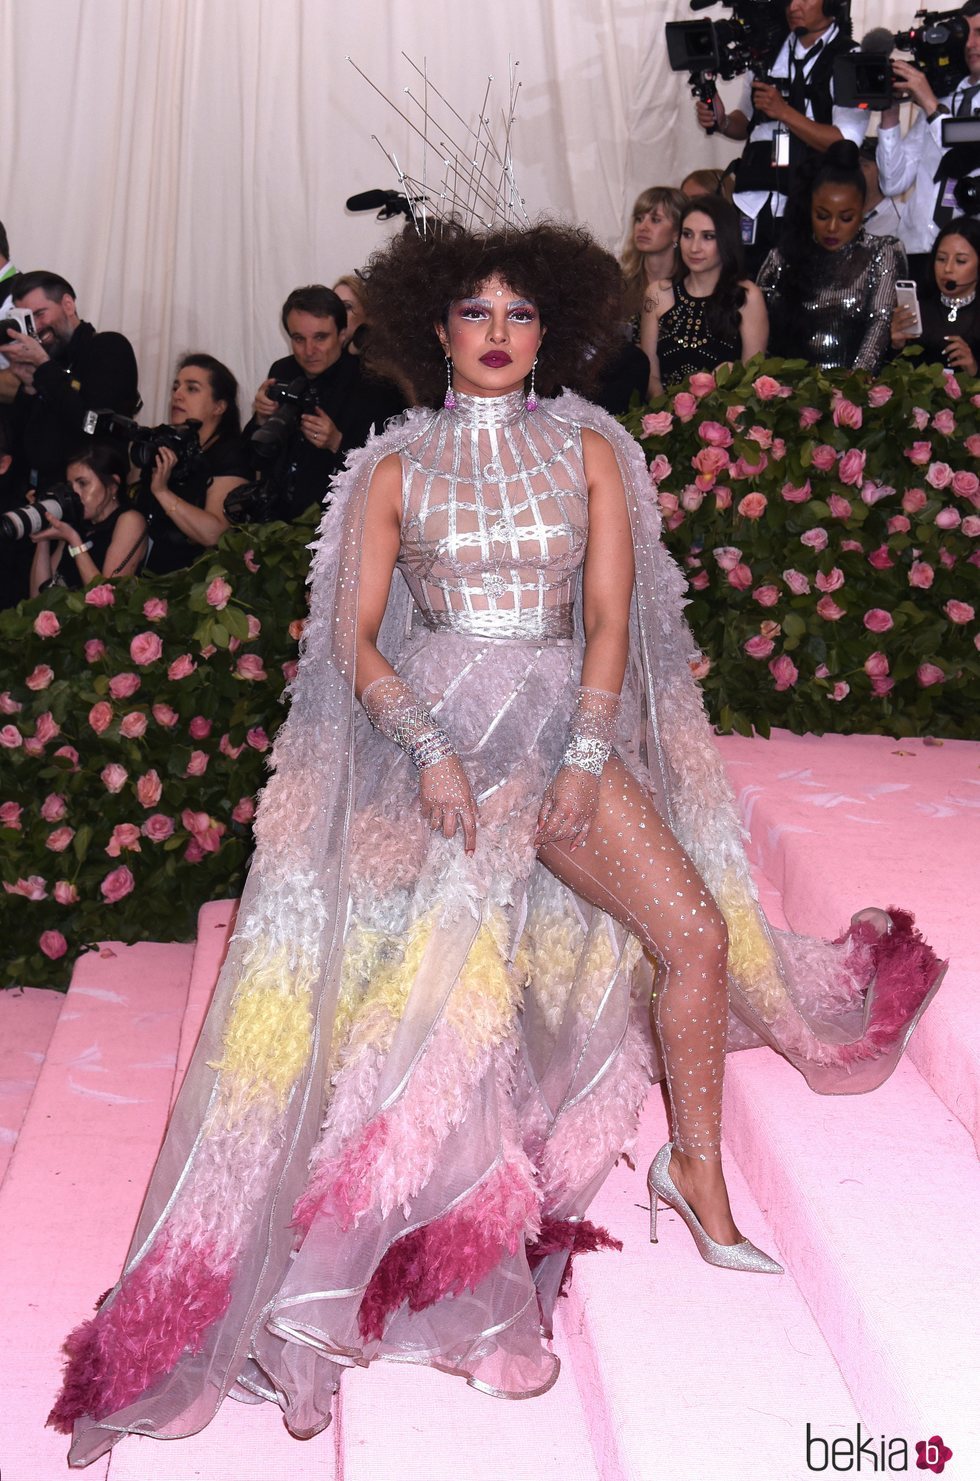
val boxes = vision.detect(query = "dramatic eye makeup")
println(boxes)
[451,296,539,323]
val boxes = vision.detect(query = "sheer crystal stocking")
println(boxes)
[538,756,742,1244]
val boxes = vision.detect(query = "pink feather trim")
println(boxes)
[837,908,946,1065]
[292,1113,390,1234]
[527,1215,623,1295]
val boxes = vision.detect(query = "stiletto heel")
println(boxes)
[646,1142,783,1275]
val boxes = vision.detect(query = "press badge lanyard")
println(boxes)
[773,34,826,165]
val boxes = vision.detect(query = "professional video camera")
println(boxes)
[0,482,84,542]
[666,0,789,124]
[249,376,320,460]
[82,410,205,480]
[834,9,970,108]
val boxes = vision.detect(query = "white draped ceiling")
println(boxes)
[1,0,912,413]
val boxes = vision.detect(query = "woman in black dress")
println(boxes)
[890,217,980,376]
[28,441,146,595]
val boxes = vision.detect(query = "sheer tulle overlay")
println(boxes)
[51,391,944,1464]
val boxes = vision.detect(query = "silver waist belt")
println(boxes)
[418,604,574,642]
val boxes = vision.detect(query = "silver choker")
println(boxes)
[939,289,976,322]
[448,388,529,429]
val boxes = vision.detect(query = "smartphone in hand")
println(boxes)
[894,280,922,338]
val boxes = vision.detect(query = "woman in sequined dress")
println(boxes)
[890,216,980,375]
[644,195,768,397]
[758,141,906,373]
[50,221,944,1467]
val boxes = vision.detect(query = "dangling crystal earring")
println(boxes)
[526,357,538,412]
[443,356,456,410]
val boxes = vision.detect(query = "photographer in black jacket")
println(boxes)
[246,284,402,521]
[4,270,140,491]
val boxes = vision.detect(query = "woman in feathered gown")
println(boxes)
[50,223,944,1465]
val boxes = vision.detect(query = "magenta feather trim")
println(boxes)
[837,908,946,1065]
[357,1159,538,1342]
[527,1215,623,1296]
[292,1113,391,1234]
[47,1236,233,1434]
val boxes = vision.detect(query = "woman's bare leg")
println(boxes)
[537,755,741,1244]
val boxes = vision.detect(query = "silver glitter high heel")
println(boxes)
[647,1142,783,1275]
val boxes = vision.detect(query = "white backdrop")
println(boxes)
[0,0,911,413]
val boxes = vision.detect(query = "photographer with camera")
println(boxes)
[2,270,140,493]
[0,220,22,402]
[141,354,249,575]
[26,441,146,597]
[877,2,980,277]
[247,285,401,522]
[696,0,868,274]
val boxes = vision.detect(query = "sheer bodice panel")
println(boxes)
[397,390,587,640]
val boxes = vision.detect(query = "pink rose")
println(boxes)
[752,585,780,607]
[106,823,142,857]
[689,571,709,590]
[905,441,932,466]
[828,494,852,519]
[744,635,775,659]
[962,515,980,537]
[908,561,934,589]
[39,930,68,961]
[688,371,716,398]
[119,712,148,740]
[136,770,163,808]
[752,374,784,400]
[944,372,962,400]
[714,486,733,510]
[926,461,954,490]
[768,655,799,690]
[713,546,743,572]
[34,609,62,639]
[281,659,299,683]
[26,664,54,691]
[952,469,980,499]
[40,793,66,823]
[88,701,113,734]
[944,600,975,624]
[917,663,945,687]
[54,881,79,905]
[648,453,672,484]
[816,596,846,621]
[800,528,829,552]
[206,577,233,609]
[188,715,212,740]
[665,511,685,531]
[911,407,930,431]
[697,420,732,447]
[185,839,206,864]
[861,480,894,506]
[101,763,129,794]
[232,797,256,824]
[142,813,175,842]
[143,597,168,621]
[867,546,895,570]
[23,737,45,758]
[101,866,135,903]
[692,445,730,485]
[84,584,115,607]
[152,702,179,728]
[84,638,106,663]
[167,654,197,681]
[0,692,22,714]
[864,651,890,677]
[200,643,217,659]
[181,808,225,853]
[941,549,958,568]
[672,392,698,422]
[54,745,78,767]
[815,567,845,593]
[0,801,23,829]
[220,733,245,759]
[246,726,270,752]
[109,672,141,700]
[4,875,47,900]
[730,453,767,479]
[781,480,812,503]
[0,725,23,749]
[658,491,679,516]
[931,408,956,435]
[965,434,980,458]
[288,619,305,643]
[689,655,712,680]
[838,449,867,487]
[771,437,786,461]
[641,411,673,436]
[34,712,59,746]
[832,396,863,430]
[185,750,210,777]
[243,549,260,572]
[235,654,267,681]
[902,487,928,514]
[725,404,745,427]
[747,425,773,449]
[45,826,75,852]
[810,444,837,473]
[680,485,706,512]
[867,385,893,408]
[829,681,850,701]
[887,515,910,534]
[935,506,961,529]
[727,563,753,591]
[799,406,822,429]
[870,676,895,696]
[737,492,767,519]
[863,609,894,634]
[760,620,781,641]
[130,631,164,666]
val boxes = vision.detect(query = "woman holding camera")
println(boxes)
[28,441,146,596]
[143,353,249,575]
[890,216,980,376]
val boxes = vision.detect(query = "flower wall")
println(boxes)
[1,513,316,989]
[622,356,979,741]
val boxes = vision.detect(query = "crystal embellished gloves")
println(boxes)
[361,674,478,851]
[534,686,620,850]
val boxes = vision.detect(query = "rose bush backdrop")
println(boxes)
[622,355,979,741]
[0,512,316,989]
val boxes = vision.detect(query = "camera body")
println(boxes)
[666,0,788,86]
[82,409,204,478]
[0,483,85,542]
[835,9,970,108]
[0,307,38,348]
[250,375,321,461]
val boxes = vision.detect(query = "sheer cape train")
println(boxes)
[50,392,945,1465]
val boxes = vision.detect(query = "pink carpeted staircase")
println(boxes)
[3,732,977,1481]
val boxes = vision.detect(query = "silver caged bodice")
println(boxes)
[398,390,587,642]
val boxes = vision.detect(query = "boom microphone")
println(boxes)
[345,189,398,212]
[860,26,896,54]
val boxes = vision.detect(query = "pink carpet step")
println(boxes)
[718,730,980,1151]
[0,985,63,1189]
[170,897,238,1107]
